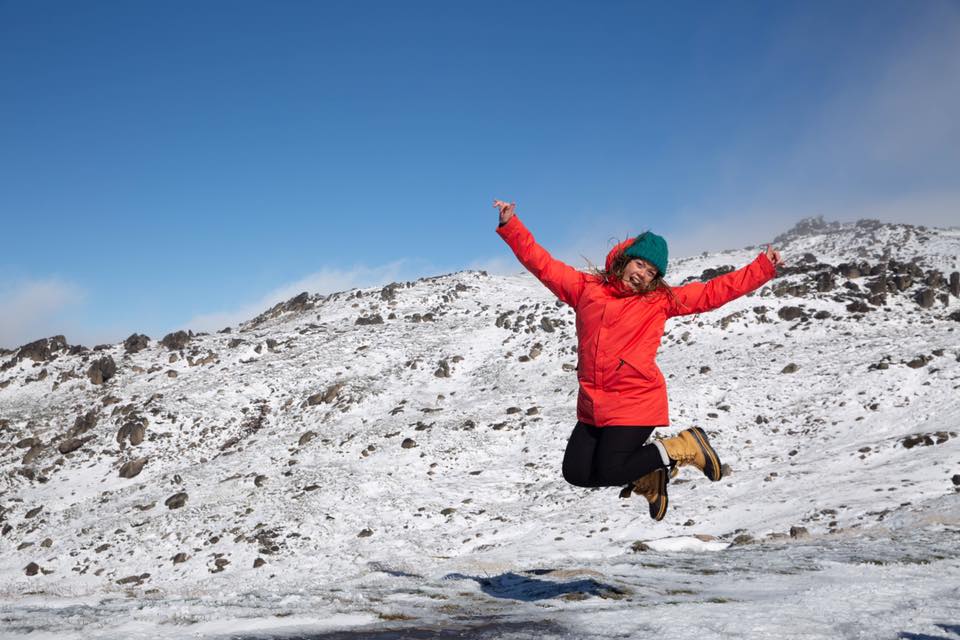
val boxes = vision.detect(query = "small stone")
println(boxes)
[401,438,417,449]
[789,526,809,539]
[781,363,799,374]
[358,528,374,538]
[172,553,190,564]
[253,558,266,568]
[119,457,148,479]
[165,492,188,509]
[25,562,40,576]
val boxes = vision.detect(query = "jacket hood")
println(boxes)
[603,239,637,297]
[605,238,634,272]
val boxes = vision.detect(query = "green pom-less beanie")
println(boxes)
[624,232,669,276]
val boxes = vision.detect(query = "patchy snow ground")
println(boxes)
[1,217,959,639]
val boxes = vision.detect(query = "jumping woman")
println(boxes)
[494,200,784,521]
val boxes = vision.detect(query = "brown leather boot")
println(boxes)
[628,468,669,521]
[659,427,723,481]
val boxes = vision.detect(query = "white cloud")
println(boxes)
[182,260,435,333]
[0,279,86,349]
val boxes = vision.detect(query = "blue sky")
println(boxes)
[2,1,959,348]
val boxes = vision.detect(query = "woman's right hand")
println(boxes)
[493,200,516,225]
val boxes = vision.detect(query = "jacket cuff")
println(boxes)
[496,214,521,238]
[756,251,777,278]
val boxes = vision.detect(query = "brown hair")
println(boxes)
[592,249,678,301]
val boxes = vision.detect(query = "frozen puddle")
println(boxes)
[2,525,958,640]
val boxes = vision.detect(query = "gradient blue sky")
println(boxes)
[2,0,959,348]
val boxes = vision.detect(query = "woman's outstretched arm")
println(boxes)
[666,246,783,317]
[493,200,588,308]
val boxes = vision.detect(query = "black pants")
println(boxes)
[562,421,666,487]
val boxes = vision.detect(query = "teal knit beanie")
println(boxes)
[624,232,669,276]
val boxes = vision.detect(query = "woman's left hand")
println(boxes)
[764,244,785,268]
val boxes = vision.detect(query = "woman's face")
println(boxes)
[621,258,658,292]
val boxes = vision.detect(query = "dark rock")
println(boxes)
[308,382,345,405]
[228,338,243,348]
[699,366,711,374]
[298,431,318,446]
[789,526,809,539]
[25,506,43,518]
[925,270,944,288]
[950,272,959,297]
[116,573,150,585]
[87,356,117,385]
[845,301,872,313]
[906,356,929,369]
[700,266,734,280]
[380,283,400,301]
[123,334,150,354]
[16,437,40,449]
[506,407,521,414]
[358,528,374,538]
[838,263,863,279]
[893,274,913,292]
[160,331,191,351]
[25,562,40,576]
[165,492,188,509]
[21,445,43,465]
[119,457,148,479]
[816,273,836,292]
[57,438,84,454]
[540,317,556,333]
[401,438,417,449]
[731,534,754,546]
[951,474,960,486]
[434,359,451,378]
[172,553,190,564]
[253,557,267,568]
[915,289,936,309]
[71,411,98,436]
[865,277,889,295]
[777,306,805,321]
[781,363,799,374]
[355,314,384,325]
[813,310,831,320]
[16,336,68,362]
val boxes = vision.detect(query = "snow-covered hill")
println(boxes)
[2,217,959,639]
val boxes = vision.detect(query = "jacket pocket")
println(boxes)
[610,356,656,392]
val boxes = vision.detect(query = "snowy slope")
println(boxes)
[1,217,959,639]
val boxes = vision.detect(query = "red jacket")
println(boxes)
[497,215,777,427]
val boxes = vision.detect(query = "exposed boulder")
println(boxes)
[70,410,98,437]
[16,336,68,362]
[355,314,384,325]
[123,334,150,354]
[165,492,188,509]
[119,457,148,479]
[160,331,191,351]
[308,382,345,405]
[87,356,117,385]
[777,306,805,322]
[914,289,936,309]
[57,438,85,454]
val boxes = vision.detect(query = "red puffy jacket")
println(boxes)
[497,215,777,427]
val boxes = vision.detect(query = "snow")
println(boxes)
[1,217,959,638]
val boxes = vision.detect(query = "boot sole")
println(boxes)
[689,427,722,481]
[648,468,668,521]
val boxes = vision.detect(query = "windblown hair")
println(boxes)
[591,246,678,302]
